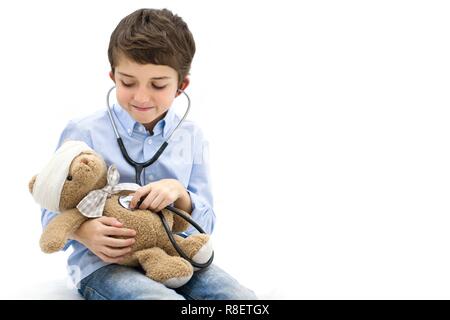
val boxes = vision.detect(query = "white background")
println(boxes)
[0,0,449,299]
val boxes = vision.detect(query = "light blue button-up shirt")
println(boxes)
[40,103,215,286]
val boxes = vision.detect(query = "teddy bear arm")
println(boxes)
[170,208,191,233]
[40,208,87,253]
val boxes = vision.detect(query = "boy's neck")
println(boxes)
[143,111,167,135]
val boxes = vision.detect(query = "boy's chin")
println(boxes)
[134,115,156,125]
[129,109,157,121]
[130,111,165,130]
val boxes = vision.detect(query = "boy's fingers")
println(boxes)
[98,216,122,227]
[105,226,136,237]
[149,194,164,211]
[129,193,139,209]
[103,237,135,248]
[130,191,144,208]
[139,193,157,210]
[97,251,125,264]
[155,199,170,212]
[130,185,153,208]
[101,246,133,258]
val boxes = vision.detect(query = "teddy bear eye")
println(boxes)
[67,175,73,181]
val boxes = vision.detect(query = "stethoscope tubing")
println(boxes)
[160,206,214,269]
[106,86,190,184]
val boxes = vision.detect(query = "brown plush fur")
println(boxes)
[30,149,212,287]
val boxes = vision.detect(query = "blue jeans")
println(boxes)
[78,264,258,300]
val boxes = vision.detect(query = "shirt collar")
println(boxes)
[112,104,177,139]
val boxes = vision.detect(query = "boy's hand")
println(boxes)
[70,216,136,263]
[130,179,183,212]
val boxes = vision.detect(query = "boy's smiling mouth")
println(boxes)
[132,105,155,112]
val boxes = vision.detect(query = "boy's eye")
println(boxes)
[152,84,167,90]
[121,81,135,87]
[120,81,166,90]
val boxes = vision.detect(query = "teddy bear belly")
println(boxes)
[103,195,172,266]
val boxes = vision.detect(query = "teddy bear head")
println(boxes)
[29,141,108,212]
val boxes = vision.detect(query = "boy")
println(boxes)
[41,8,257,300]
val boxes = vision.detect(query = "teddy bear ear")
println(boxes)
[28,175,37,194]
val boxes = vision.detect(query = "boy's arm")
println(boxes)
[184,188,215,235]
[174,188,193,214]
[181,128,216,235]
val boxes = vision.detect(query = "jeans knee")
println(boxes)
[214,284,258,300]
[133,292,186,300]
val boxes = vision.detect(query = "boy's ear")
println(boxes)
[109,71,115,82]
[29,175,37,194]
[176,77,190,97]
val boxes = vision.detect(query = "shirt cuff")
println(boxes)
[185,190,215,235]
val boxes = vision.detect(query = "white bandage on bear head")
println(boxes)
[31,140,95,212]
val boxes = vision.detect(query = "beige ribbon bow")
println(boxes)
[76,165,140,218]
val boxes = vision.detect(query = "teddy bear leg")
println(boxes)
[162,234,213,270]
[40,208,87,253]
[133,247,193,288]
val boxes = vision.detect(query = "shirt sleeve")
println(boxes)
[184,128,216,235]
[40,121,93,251]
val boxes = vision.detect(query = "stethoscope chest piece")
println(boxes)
[118,195,134,210]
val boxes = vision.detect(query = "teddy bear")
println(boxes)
[29,140,213,288]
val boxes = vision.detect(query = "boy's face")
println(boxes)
[110,55,188,130]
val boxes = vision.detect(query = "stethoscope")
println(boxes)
[106,86,213,269]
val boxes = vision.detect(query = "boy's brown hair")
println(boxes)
[108,8,196,88]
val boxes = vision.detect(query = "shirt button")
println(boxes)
[148,174,154,181]
[127,129,132,135]
[147,139,152,145]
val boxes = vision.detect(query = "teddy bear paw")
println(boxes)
[163,275,192,288]
[137,248,194,288]
[40,237,66,254]
[192,238,213,271]
[160,258,194,288]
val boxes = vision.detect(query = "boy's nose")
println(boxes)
[134,87,151,105]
